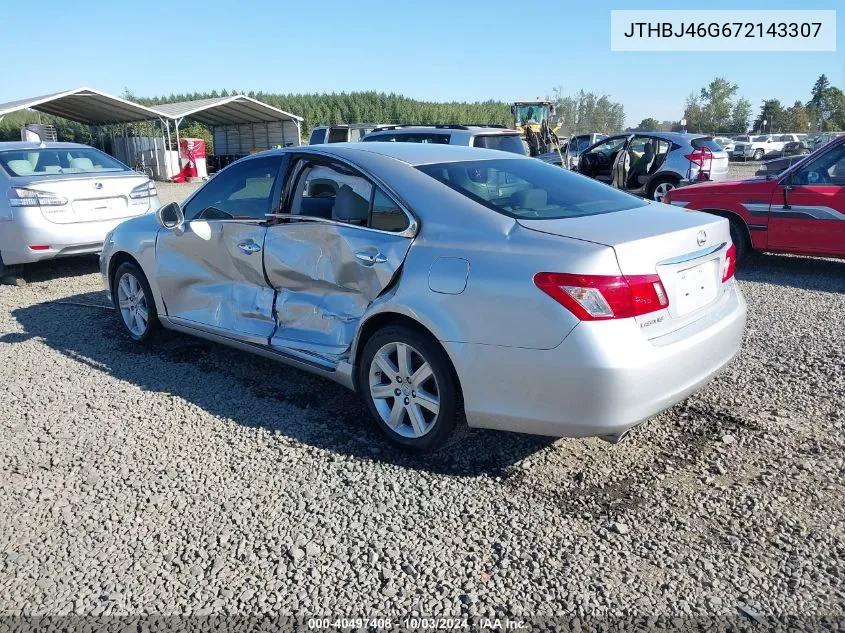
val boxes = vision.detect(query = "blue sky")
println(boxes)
[2,0,842,126]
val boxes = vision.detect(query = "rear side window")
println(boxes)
[691,138,724,152]
[308,128,327,145]
[363,133,450,144]
[472,134,527,155]
[417,158,646,220]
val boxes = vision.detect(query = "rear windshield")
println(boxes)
[472,134,527,155]
[0,147,128,177]
[691,137,724,152]
[735,136,750,142]
[417,158,647,220]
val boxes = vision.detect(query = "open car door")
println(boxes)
[263,157,416,365]
[611,135,636,190]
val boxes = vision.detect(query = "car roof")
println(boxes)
[367,125,519,135]
[0,141,94,150]
[270,142,531,166]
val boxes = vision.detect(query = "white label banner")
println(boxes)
[610,10,836,52]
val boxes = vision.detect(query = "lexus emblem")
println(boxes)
[93,182,103,190]
[696,230,707,247]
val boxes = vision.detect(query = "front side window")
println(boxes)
[792,142,845,186]
[586,136,627,156]
[417,158,647,220]
[183,155,283,221]
[0,147,129,177]
[288,160,410,232]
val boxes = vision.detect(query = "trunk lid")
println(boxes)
[16,172,154,224]
[519,203,733,338]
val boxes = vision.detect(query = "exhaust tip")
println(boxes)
[599,430,630,445]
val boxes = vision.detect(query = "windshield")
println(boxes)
[0,147,129,177]
[735,136,750,142]
[417,158,647,220]
[472,134,527,155]
[514,104,549,126]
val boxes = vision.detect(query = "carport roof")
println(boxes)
[152,95,303,125]
[0,87,164,124]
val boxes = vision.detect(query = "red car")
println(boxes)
[664,136,845,261]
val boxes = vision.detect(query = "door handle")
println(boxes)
[354,250,388,265]
[238,240,261,254]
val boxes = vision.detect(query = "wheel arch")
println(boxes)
[351,310,462,398]
[699,208,753,250]
[107,251,143,295]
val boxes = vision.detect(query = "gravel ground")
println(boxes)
[1,164,843,621]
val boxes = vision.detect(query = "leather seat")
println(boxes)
[628,142,655,188]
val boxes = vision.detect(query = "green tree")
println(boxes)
[552,88,625,134]
[634,117,659,131]
[754,99,785,133]
[729,98,753,133]
[808,74,831,110]
[784,100,811,133]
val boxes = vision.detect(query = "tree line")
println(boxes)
[632,74,845,135]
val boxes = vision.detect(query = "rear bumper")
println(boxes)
[0,198,159,265]
[447,282,746,438]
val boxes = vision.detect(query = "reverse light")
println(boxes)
[8,187,67,207]
[130,181,157,199]
[722,244,736,282]
[533,272,669,321]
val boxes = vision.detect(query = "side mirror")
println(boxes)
[156,202,184,229]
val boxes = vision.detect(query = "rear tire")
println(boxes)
[112,261,161,345]
[729,219,750,263]
[753,149,764,161]
[649,177,678,203]
[359,325,459,452]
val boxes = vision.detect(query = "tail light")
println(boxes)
[8,187,67,207]
[130,181,157,199]
[722,244,736,282]
[533,272,669,321]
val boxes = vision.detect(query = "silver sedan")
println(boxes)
[100,143,746,451]
[0,142,160,275]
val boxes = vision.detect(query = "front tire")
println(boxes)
[729,219,750,263]
[112,261,161,344]
[359,325,459,451]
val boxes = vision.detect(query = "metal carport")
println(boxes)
[0,86,164,125]
[153,95,303,160]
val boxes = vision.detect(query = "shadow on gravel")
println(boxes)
[11,256,101,284]
[8,291,553,477]
[737,252,845,293]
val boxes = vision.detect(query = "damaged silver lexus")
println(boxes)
[101,143,746,451]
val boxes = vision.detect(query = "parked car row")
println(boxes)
[8,129,843,454]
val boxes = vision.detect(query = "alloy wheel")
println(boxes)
[653,181,675,202]
[368,341,440,439]
[117,272,149,337]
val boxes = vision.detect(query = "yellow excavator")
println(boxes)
[511,100,564,161]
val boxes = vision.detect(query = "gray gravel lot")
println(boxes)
[1,161,843,619]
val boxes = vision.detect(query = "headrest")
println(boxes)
[332,185,369,224]
[70,157,94,170]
